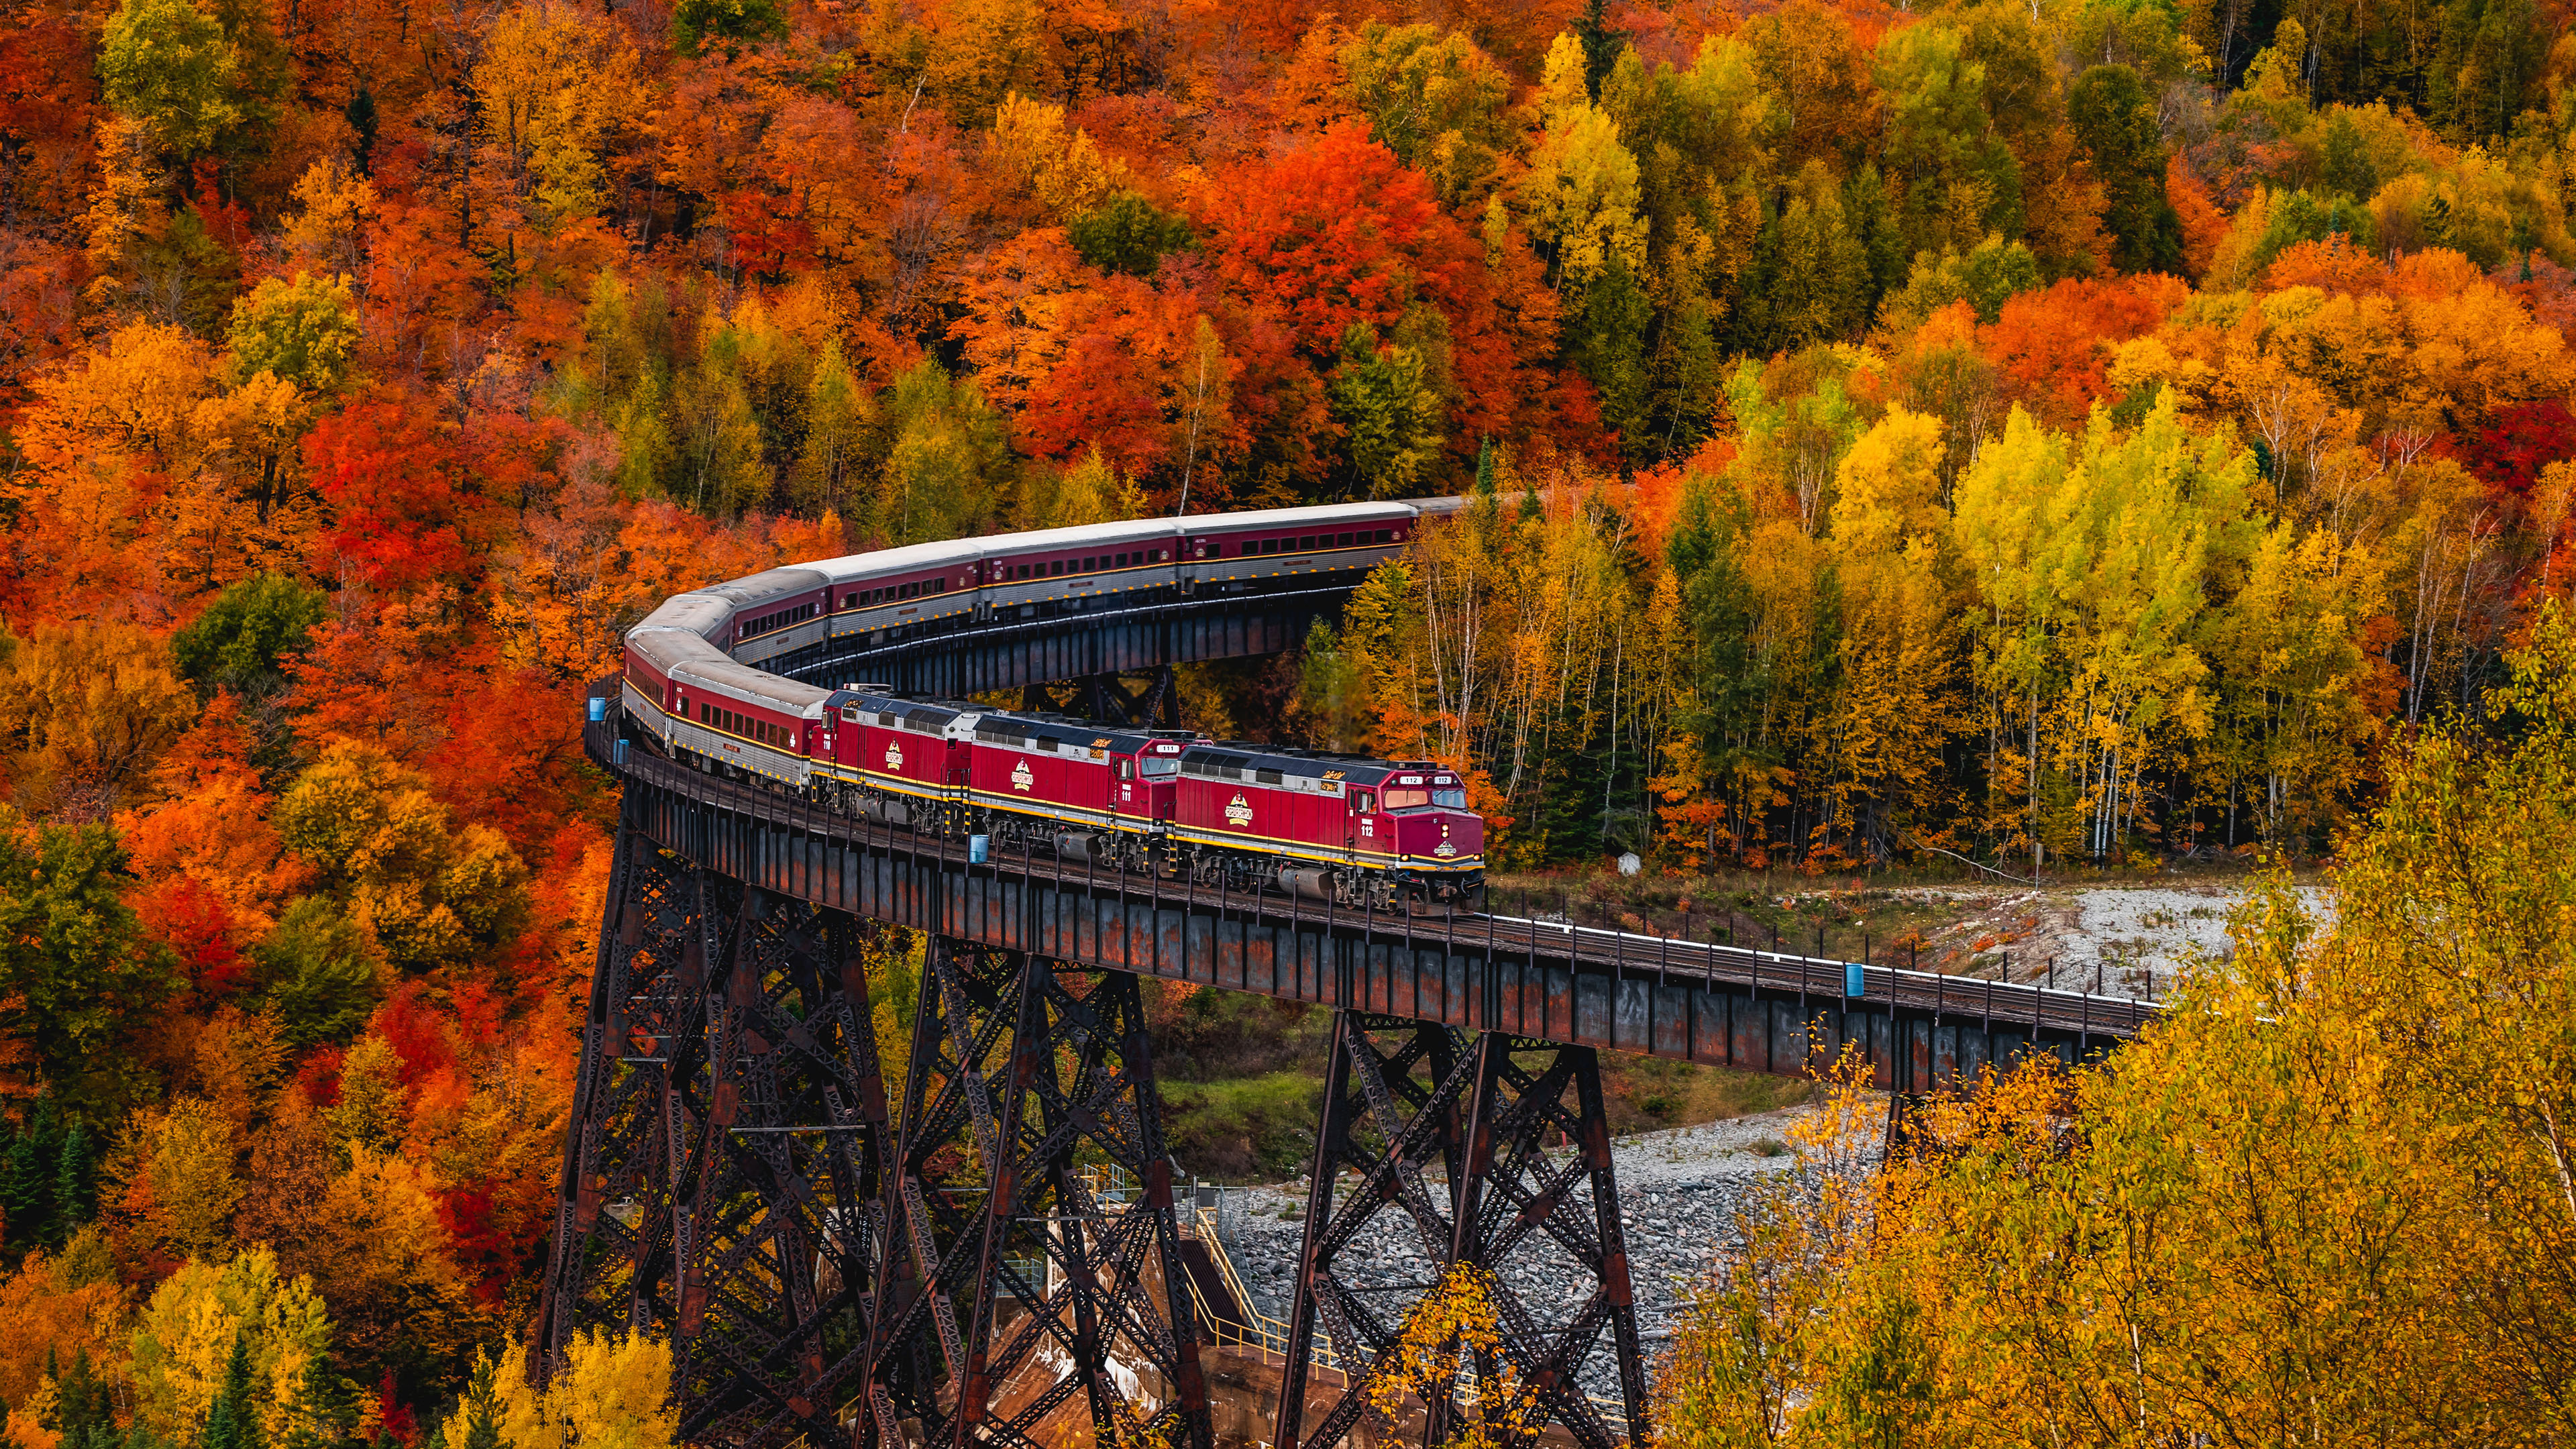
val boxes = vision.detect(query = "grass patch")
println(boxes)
[1600,1053,1813,1132]
[1160,1071,1322,1180]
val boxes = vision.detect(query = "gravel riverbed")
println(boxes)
[1197,1105,1834,1399]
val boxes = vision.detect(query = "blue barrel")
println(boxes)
[969,834,989,863]
[1845,962,1866,998]
[588,696,607,722]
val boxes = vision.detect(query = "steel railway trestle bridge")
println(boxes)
[536,516,2155,1449]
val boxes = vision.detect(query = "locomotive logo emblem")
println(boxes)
[884,741,904,771]
[1224,792,1252,826]
[1012,760,1035,792]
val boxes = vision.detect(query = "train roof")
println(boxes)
[696,566,833,611]
[630,592,736,645]
[1180,743,1454,788]
[671,655,833,716]
[977,517,1183,555]
[841,697,968,734]
[1179,501,1417,533]
[805,537,986,581]
[971,709,1193,755]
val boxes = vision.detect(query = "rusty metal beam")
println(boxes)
[537,837,898,1448]
[866,939,1212,1449]
[1274,1017,1645,1449]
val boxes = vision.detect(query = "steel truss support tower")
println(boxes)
[541,835,1207,1449]
[1277,1014,1647,1449]
[536,828,900,1448]
[867,937,1212,1449]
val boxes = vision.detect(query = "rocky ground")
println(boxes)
[1200,1104,1838,1400]
[1917,881,2335,1000]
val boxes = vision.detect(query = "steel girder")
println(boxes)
[536,828,899,1449]
[1018,667,1181,729]
[1275,1014,1646,1449]
[865,938,1212,1449]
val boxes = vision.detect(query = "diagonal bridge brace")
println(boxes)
[537,830,901,1449]
[864,938,1212,1449]
[1277,1015,1647,1449]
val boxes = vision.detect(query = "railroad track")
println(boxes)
[588,700,2159,1049]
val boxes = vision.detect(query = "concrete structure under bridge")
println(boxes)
[537,508,2157,1449]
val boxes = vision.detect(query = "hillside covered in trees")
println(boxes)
[0,0,2568,1438]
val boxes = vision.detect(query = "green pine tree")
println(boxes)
[3,1102,56,1246]
[50,1350,117,1449]
[280,1354,358,1449]
[1570,256,1655,466]
[201,1333,262,1449]
[54,1120,93,1238]
[451,1352,505,1449]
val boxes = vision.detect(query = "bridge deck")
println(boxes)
[589,709,2155,1090]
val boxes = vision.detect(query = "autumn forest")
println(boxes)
[0,0,2568,1438]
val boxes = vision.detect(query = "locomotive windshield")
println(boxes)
[1139,755,1180,778]
[1386,786,1468,810]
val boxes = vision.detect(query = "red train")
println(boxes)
[624,504,1486,908]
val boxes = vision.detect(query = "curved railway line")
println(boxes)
[543,501,2159,1449]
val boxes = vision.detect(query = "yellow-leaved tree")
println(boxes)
[1365,1264,1536,1449]
[472,0,641,234]
[1515,34,1648,288]
[447,1330,677,1449]
[271,740,531,972]
[1654,600,2576,1444]
[1811,407,1954,854]
[104,1096,244,1267]
[126,1248,334,1443]
[0,622,195,818]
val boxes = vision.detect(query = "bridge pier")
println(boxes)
[543,858,1216,1449]
[536,828,899,1449]
[868,938,1213,1449]
[1276,1016,1646,1449]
